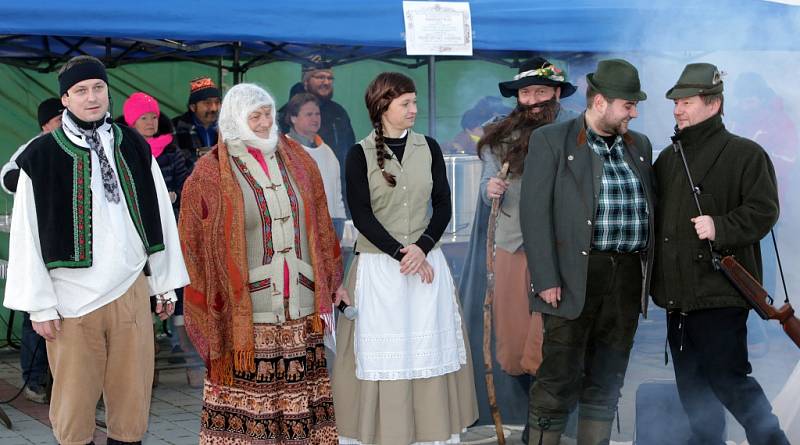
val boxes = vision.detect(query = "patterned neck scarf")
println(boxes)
[65,111,121,203]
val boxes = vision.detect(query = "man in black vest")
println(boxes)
[3,56,189,445]
[652,63,789,445]
[520,59,656,445]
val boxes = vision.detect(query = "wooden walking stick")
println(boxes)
[484,162,509,445]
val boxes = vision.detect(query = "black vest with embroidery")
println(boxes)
[16,124,164,269]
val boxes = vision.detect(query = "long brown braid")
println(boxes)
[364,72,416,187]
[373,119,396,186]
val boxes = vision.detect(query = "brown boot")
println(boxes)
[576,418,612,445]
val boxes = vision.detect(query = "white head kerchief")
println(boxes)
[218,83,279,155]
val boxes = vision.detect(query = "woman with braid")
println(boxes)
[332,72,477,444]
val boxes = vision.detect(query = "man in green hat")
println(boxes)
[652,63,789,445]
[520,58,656,444]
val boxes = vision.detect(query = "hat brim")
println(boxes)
[586,73,647,101]
[499,77,577,99]
[665,84,723,100]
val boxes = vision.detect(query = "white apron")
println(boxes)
[353,247,466,381]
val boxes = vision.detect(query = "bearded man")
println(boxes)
[520,59,656,445]
[481,56,578,377]
[459,57,577,433]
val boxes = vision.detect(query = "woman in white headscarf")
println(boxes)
[179,83,347,444]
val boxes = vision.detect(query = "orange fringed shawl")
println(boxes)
[178,135,343,385]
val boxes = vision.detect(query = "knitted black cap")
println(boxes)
[37,98,64,127]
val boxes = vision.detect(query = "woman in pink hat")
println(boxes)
[122,92,199,386]
[123,92,189,216]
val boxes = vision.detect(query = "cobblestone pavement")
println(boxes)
[0,348,526,445]
[0,315,796,444]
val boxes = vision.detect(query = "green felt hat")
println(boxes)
[586,58,647,101]
[666,63,724,99]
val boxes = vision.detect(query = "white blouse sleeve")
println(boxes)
[4,170,60,321]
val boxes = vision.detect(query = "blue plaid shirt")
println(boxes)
[586,128,649,252]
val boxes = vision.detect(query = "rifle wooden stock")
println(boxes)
[719,256,800,348]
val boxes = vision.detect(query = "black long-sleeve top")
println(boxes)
[345,134,451,261]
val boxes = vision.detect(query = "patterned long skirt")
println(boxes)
[199,317,338,444]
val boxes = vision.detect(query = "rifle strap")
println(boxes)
[770,230,790,304]
[693,135,735,190]
[672,137,727,262]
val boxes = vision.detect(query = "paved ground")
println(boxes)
[0,316,796,445]
[0,342,527,445]
[0,344,205,445]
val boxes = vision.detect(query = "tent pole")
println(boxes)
[427,55,436,138]
[233,41,242,84]
[217,56,224,91]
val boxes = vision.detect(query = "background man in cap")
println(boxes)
[464,56,578,432]
[3,55,189,445]
[279,61,355,206]
[520,58,655,444]
[1,97,63,194]
[651,63,789,445]
[0,97,64,404]
[172,76,221,167]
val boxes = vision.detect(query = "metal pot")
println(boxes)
[443,154,481,236]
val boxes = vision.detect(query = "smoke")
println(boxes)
[438,3,800,441]
[434,59,518,143]
[585,3,800,442]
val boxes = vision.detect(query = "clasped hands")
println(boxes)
[399,244,434,284]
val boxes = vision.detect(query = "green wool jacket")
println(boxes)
[651,114,779,312]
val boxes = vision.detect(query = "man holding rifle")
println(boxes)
[652,62,789,445]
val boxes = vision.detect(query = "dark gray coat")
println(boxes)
[519,114,656,320]
[651,114,779,312]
